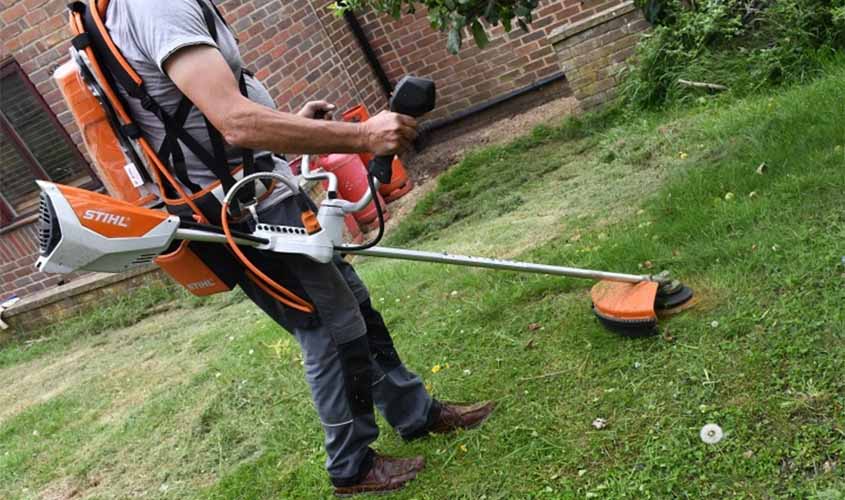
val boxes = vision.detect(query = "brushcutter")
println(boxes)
[35,76,693,337]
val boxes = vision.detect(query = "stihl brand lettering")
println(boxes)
[82,209,130,228]
[186,279,217,290]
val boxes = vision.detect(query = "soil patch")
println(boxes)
[404,95,580,183]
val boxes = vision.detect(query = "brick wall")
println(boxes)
[1,0,640,300]
[215,0,628,121]
[1,223,60,297]
[345,0,627,120]
[1,0,86,299]
[551,1,648,109]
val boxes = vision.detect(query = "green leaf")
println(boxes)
[502,15,512,32]
[447,27,463,54]
[471,20,490,48]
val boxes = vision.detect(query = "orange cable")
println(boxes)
[220,201,315,313]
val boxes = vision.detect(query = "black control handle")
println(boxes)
[369,76,436,184]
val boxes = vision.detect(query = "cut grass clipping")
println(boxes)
[1,64,844,498]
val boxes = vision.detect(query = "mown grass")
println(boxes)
[1,64,844,499]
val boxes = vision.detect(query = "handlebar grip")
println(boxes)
[368,155,393,184]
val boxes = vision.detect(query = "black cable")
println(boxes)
[338,173,385,252]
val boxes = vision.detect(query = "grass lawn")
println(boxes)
[1,64,844,499]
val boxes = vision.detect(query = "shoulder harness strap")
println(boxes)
[78,0,255,203]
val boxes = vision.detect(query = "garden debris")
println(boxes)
[678,79,729,92]
[756,163,768,175]
[519,370,568,382]
[527,322,542,331]
[0,296,21,331]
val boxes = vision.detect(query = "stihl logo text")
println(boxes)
[83,210,130,228]
[187,279,217,290]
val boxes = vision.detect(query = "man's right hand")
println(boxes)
[361,111,418,156]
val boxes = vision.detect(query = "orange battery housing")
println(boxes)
[53,60,157,207]
[155,241,232,297]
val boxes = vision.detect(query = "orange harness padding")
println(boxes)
[65,1,315,312]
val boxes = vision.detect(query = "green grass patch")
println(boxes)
[1,65,844,498]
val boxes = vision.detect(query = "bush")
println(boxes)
[623,0,845,108]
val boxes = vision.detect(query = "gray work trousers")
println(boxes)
[238,196,434,484]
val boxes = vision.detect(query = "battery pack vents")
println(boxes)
[38,191,62,257]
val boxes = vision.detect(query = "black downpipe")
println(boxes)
[343,11,393,99]
[341,11,568,148]
[421,72,567,135]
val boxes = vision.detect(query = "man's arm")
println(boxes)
[164,45,416,156]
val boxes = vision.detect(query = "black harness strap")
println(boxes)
[158,96,200,192]
[198,0,220,40]
[81,0,256,204]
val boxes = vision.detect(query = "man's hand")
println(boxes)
[361,111,418,156]
[298,100,336,119]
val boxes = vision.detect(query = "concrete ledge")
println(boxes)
[549,1,638,45]
[1,266,170,335]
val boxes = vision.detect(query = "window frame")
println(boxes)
[1,57,100,231]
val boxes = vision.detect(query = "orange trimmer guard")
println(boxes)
[155,241,231,297]
[590,281,659,337]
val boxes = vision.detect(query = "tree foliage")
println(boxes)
[333,0,540,54]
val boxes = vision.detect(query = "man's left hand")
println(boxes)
[298,100,336,119]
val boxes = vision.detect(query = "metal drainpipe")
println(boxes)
[421,72,567,135]
[343,11,393,100]
[340,10,569,148]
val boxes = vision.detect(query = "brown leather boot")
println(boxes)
[429,400,496,435]
[333,453,425,497]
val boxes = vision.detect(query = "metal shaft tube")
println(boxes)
[173,232,657,284]
[346,246,657,284]
[174,229,262,247]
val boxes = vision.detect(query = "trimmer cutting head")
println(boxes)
[591,278,694,337]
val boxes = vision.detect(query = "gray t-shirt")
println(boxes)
[105,0,294,205]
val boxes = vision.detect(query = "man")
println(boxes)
[104,0,495,495]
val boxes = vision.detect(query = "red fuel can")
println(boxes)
[317,153,390,229]
[288,157,365,242]
[342,105,414,203]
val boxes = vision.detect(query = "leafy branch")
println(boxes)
[333,0,540,54]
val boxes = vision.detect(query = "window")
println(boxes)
[1,58,99,228]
